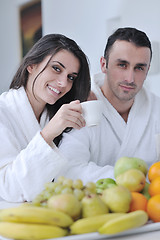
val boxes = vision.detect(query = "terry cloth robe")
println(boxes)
[58,75,160,184]
[0,87,68,202]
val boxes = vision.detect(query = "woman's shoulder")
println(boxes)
[0,89,12,108]
[0,87,25,108]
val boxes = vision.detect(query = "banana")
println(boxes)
[70,213,125,234]
[0,222,68,239]
[0,206,73,227]
[98,210,148,234]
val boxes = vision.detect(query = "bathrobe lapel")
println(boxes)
[116,88,151,159]
[93,80,151,159]
[12,87,48,142]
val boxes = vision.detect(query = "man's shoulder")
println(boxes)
[91,72,105,88]
[144,87,160,102]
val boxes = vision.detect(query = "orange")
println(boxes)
[147,194,160,222]
[148,176,160,197]
[148,162,160,182]
[129,192,148,212]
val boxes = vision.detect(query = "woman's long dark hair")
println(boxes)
[10,34,91,145]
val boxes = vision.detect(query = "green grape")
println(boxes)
[83,188,92,196]
[57,176,66,184]
[47,189,55,195]
[89,188,96,194]
[61,187,73,194]
[44,182,53,189]
[52,182,61,190]
[44,182,57,191]
[73,188,85,201]
[44,191,54,199]
[83,187,96,196]
[40,202,48,208]
[32,192,48,206]
[72,179,84,189]
[54,185,64,194]
[62,178,73,187]
[85,182,96,192]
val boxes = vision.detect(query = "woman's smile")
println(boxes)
[47,84,61,95]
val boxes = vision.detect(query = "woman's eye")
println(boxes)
[68,75,76,81]
[52,66,60,72]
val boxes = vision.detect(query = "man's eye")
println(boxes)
[136,66,144,71]
[52,66,60,72]
[118,63,126,68]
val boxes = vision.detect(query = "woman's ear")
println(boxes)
[27,64,35,74]
[100,57,107,73]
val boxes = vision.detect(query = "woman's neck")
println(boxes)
[25,88,44,123]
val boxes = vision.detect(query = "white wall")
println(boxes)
[1,0,160,97]
[120,0,160,98]
[42,0,160,97]
[0,0,33,93]
[42,0,124,76]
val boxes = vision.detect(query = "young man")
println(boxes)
[58,27,160,183]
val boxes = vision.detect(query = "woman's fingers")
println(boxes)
[60,102,85,128]
[66,113,85,128]
[41,101,86,145]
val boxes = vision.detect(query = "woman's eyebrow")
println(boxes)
[52,61,65,68]
[51,60,78,75]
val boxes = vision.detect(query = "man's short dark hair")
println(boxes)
[104,27,152,67]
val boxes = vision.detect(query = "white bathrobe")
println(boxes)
[0,87,68,202]
[59,76,160,184]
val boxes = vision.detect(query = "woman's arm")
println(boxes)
[0,123,68,202]
[41,100,85,146]
[58,127,114,184]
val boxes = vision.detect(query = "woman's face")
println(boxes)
[27,49,80,108]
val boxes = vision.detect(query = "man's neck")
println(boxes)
[101,86,133,123]
[117,107,132,123]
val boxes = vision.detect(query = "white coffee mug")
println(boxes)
[81,100,103,127]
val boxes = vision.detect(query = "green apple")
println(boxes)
[114,156,148,178]
[141,181,151,200]
[101,185,132,213]
[96,178,116,194]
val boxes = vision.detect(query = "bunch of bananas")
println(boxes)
[0,206,148,239]
[0,206,72,239]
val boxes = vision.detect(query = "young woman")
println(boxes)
[0,34,91,202]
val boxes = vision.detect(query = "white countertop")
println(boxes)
[0,201,160,240]
[0,201,20,209]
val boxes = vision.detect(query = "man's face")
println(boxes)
[101,40,151,104]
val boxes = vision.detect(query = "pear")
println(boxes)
[116,169,146,192]
[102,185,131,213]
[114,156,148,178]
[48,193,81,220]
[96,178,116,194]
[81,194,109,218]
